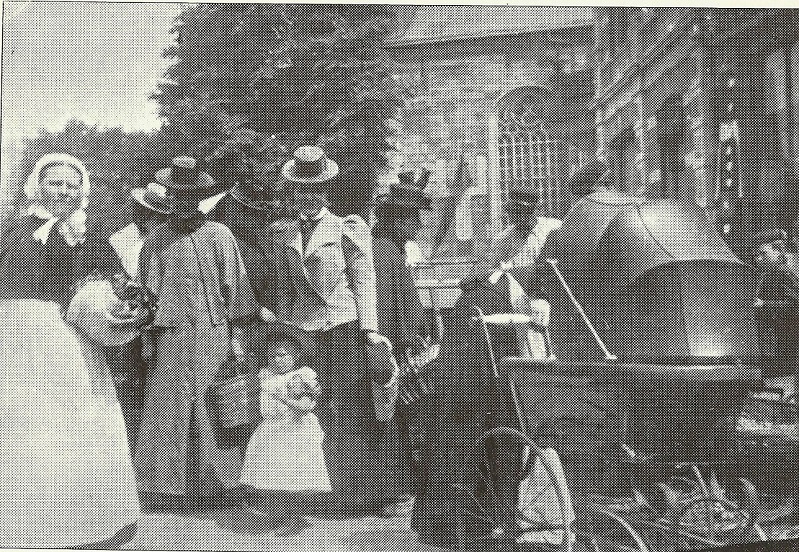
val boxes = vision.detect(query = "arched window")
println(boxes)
[497,86,567,217]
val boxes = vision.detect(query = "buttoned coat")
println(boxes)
[274,210,378,333]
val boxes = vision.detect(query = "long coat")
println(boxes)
[134,220,259,497]
[411,275,524,549]
[372,233,428,502]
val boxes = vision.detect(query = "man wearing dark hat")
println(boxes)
[207,163,288,312]
[489,186,562,269]
[134,157,260,508]
[753,228,798,398]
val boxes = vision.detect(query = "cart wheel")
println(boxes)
[453,426,574,551]
[658,481,758,551]
[581,505,650,552]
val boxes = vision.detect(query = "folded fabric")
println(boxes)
[65,280,139,347]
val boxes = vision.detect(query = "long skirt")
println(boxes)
[0,300,140,548]
[134,323,243,497]
[314,321,412,506]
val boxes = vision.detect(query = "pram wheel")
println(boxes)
[453,426,574,551]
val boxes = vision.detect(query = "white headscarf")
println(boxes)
[24,153,90,246]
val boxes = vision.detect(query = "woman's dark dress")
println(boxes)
[411,275,524,549]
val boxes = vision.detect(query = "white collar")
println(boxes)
[27,204,86,247]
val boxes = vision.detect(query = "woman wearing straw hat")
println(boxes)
[0,153,140,548]
[103,182,173,449]
[134,157,260,507]
[274,146,392,510]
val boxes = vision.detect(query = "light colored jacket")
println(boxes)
[274,210,378,332]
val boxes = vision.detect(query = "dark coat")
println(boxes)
[411,275,524,549]
[372,234,427,354]
[207,194,281,311]
[0,214,112,308]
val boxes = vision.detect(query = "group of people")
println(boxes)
[0,146,434,547]
[2,145,794,549]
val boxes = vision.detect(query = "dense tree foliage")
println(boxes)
[154,4,404,187]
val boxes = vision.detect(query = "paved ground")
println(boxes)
[124,508,443,552]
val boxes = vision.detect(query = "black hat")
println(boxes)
[504,185,540,212]
[156,156,215,191]
[281,146,339,190]
[229,163,284,211]
[568,159,610,198]
[376,169,432,212]
[753,229,788,248]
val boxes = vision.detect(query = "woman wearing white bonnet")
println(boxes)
[0,153,141,548]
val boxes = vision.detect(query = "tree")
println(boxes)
[153,4,405,194]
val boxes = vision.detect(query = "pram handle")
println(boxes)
[545,258,617,362]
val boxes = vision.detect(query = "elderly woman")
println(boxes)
[272,146,392,511]
[0,153,140,548]
[134,157,259,508]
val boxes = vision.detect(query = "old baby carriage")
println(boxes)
[413,191,788,551]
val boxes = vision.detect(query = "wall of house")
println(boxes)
[389,28,594,257]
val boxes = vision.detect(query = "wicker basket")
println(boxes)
[205,358,261,449]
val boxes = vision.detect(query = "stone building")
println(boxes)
[594,7,799,259]
[385,6,595,258]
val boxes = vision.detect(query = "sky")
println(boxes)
[1,1,181,146]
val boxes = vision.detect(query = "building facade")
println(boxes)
[385,6,595,258]
[594,7,799,259]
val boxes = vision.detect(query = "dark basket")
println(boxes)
[205,359,262,449]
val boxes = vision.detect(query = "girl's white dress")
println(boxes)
[240,369,331,492]
[0,299,140,547]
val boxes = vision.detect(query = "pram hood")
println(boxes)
[540,192,759,363]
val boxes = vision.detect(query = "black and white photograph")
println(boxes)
[0,3,797,550]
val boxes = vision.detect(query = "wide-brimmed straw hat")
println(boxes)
[155,156,215,191]
[131,182,174,215]
[281,146,339,189]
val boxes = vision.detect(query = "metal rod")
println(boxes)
[545,258,617,361]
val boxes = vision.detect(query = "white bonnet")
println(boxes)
[24,153,91,206]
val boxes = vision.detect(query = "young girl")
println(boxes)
[240,323,330,531]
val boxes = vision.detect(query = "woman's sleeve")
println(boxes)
[219,229,259,324]
[342,216,378,332]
